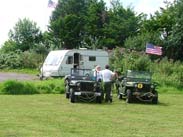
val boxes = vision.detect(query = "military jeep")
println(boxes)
[116,70,158,104]
[64,68,103,103]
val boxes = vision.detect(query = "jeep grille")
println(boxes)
[80,82,94,91]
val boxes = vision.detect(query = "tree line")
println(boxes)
[0,0,183,69]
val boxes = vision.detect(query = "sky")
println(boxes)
[0,0,174,46]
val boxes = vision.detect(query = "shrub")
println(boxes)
[0,50,44,69]
[0,51,22,69]
[34,79,65,94]
[2,80,38,95]
[20,51,43,69]
[110,49,151,73]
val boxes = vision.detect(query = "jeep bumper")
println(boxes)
[74,92,101,96]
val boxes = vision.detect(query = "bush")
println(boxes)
[152,59,183,88]
[20,51,44,69]
[2,80,38,95]
[110,48,183,89]
[0,51,22,69]
[0,79,65,95]
[34,79,65,94]
[0,50,44,69]
[110,49,151,72]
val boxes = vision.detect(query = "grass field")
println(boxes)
[0,93,183,137]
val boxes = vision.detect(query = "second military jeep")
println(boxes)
[116,70,158,104]
[64,68,103,103]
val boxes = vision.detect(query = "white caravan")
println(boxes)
[40,49,109,77]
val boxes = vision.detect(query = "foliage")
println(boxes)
[1,80,38,95]
[0,50,22,69]
[34,78,65,94]
[124,31,163,51]
[104,1,140,48]
[166,0,183,60]
[49,0,139,49]
[49,0,88,49]
[20,51,44,69]
[1,0,183,61]
[0,40,17,53]
[0,79,65,95]
[152,58,183,88]
[110,48,183,88]
[8,18,42,51]
[0,50,44,69]
[83,0,107,49]
[110,48,151,72]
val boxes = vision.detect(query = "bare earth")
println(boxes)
[0,72,38,82]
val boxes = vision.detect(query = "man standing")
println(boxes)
[101,65,115,103]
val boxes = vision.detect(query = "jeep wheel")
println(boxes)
[118,94,122,100]
[96,96,102,103]
[70,89,75,103]
[126,89,133,103]
[65,85,70,99]
[152,90,158,104]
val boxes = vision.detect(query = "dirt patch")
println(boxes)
[0,72,39,82]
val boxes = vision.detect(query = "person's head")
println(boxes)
[105,64,110,69]
[95,65,101,72]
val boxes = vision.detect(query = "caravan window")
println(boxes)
[89,56,96,61]
[45,54,62,66]
[66,56,73,64]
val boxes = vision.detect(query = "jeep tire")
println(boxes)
[118,94,122,100]
[65,85,70,99]
[126,89,133,103]
[70,89,75,103]
[96,96,102,103]
[152,90,158,104]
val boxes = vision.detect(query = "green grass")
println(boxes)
[0,68,39,75]
[0,94,183,137]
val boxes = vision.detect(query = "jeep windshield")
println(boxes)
[70,68,94,81]
[126,70,151,82]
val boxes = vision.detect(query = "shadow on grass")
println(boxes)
[124,99,170,107]
[157,101,169,106]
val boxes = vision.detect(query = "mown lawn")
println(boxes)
[0,93,183,137]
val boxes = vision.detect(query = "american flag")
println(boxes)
[48,0,57,8]
[145,43,162,56]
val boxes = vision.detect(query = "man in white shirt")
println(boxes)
[101,65,115,103]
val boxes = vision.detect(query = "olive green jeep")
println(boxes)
[116,70,158,104]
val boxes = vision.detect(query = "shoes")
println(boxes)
[105,99,112,103]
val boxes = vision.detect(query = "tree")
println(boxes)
[83,0,107,49]
[49,0,89,49]
[0,40,17,53]
[103,0,140,48]
[8,18,42,51]
[167,0,183,60]
[124,0,178,59]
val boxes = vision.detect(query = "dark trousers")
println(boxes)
[103,82,112,102]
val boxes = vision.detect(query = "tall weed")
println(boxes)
[2,80,38,95]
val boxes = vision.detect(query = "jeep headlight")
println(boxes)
[134,84,138,88]
[137,83,143,89]
[76,83,80,87]
[151,85,154,89]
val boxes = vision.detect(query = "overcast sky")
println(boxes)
[0,0,174,46]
